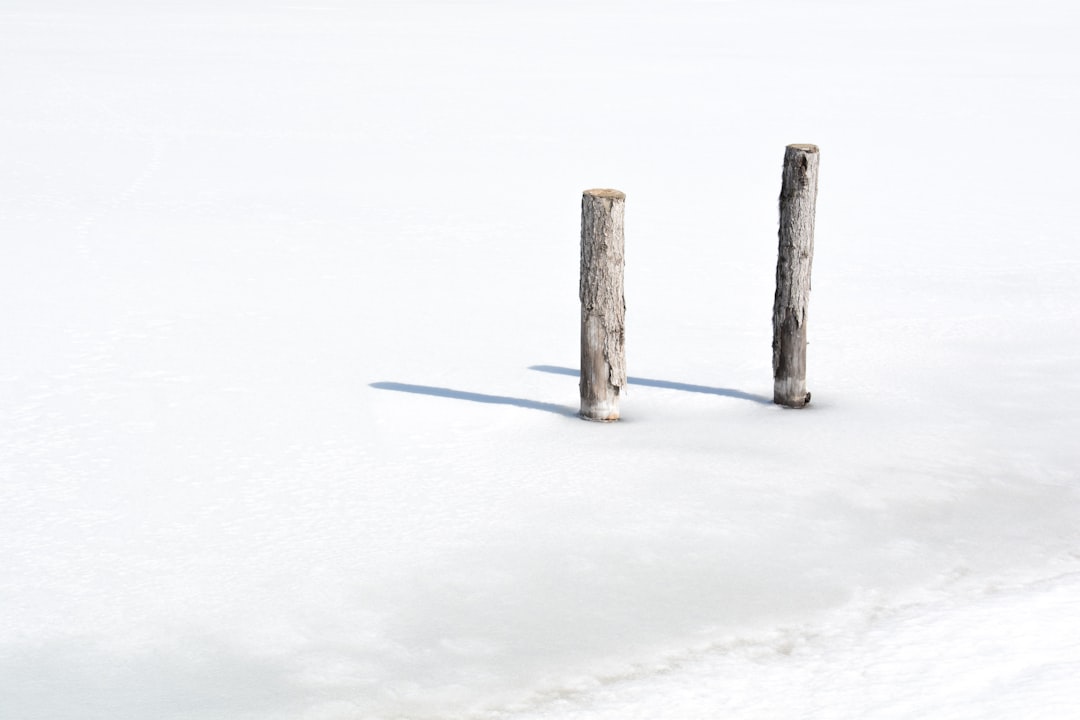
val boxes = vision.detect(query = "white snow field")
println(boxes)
[2,1,1079,718]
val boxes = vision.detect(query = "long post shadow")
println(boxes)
[528,365,771,405]
[370,382,577,417]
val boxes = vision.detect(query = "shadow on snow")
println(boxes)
[528,365,771,405]
[371,366,769,416]
[369,382,577,417]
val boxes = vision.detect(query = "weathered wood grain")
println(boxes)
[773,144,819,408]
[580,189,626,421]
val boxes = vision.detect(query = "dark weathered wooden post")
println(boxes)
[773,144,819,408]
[580,188,626,421]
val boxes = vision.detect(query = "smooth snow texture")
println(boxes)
[2,1,1079,719]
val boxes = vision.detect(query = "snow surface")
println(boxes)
[2,1,1079,718]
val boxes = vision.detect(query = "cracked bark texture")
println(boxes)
[580,189,626,421]
[773,144,819,408]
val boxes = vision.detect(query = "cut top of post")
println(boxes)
[583,188,626,200]
[787,143,819,154]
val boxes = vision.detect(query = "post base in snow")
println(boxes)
[579,312,621,422]
[774,380,811,408]
[579,399,620,422]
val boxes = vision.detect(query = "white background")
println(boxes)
[2,1,1079,718]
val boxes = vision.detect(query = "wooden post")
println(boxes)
[580,189,626,421]
[773,144,819,408]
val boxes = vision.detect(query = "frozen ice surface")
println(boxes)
[2,1,1079,718]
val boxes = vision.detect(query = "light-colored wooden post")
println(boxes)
[580,189,626,421]
[773,144,819,408]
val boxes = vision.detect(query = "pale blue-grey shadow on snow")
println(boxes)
[370,382,577,417]
[529,365,772,405]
